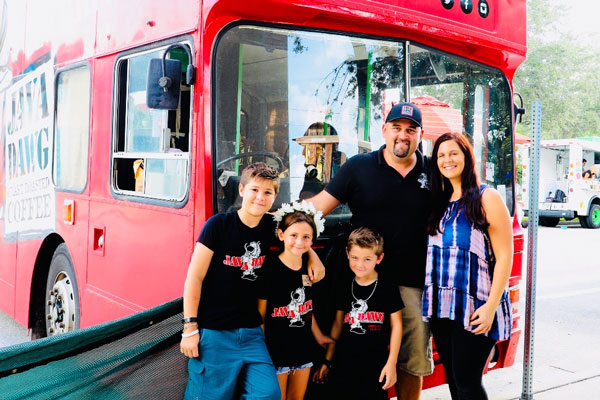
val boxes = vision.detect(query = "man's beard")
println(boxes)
[393,140,411,158]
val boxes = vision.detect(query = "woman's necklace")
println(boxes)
[352,278,378,302]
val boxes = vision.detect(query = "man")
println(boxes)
[310,102,433,400]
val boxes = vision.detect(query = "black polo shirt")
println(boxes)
[325,146,431,288]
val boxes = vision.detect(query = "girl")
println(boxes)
[258,201,331,400]
[423,132,513,400]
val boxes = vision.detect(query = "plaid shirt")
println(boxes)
[422,188,512,341]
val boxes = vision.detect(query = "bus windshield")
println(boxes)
[214,25,514,226]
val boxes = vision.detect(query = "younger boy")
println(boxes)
[315,227,403,400]
[180,162,324,400]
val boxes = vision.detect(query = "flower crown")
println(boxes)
[273,201,326,237]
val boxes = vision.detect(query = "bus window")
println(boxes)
[112,44,192,202]
[214,26,407,232]
[53,65,91,191]
[213,26,514,224]
[409,44,514,212]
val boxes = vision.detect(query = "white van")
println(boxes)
[521,139,600,228]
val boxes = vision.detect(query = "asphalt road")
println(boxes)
[1,225,599,399]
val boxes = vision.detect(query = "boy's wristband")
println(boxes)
[181,329,200,338]
[322,358,332,369]
[182,317,197,324]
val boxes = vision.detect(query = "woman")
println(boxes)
[423,132,513,400]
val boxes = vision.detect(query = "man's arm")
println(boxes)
[309,190,340,217]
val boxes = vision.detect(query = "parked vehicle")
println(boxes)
[0,0,526,390]
[521,139,600,228]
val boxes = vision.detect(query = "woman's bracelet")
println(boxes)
[181,329,199,338]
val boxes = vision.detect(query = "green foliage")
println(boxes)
[514,0,600,139]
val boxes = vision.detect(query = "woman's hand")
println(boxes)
[312,364,330,383]
[379,361,397,390]
[180,331,200,358]
[470,302,496,334]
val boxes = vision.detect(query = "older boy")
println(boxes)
[180,162,324,400]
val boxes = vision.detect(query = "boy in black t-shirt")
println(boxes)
[180,163,325,400]
[314,227,404,400]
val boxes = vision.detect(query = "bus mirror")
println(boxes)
[146,58,181,110]
[147,44,195,110]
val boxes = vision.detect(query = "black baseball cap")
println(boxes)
[385,102,423,127]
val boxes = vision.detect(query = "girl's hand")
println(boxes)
[180,332,200,358]
[470,302,496,334]
[379,361,397,390]
[307,262,325,283]
[312,364,330,383]
[315,333,335,348]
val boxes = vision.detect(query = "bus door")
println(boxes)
[85,42,195,325]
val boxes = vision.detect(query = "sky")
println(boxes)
[561,0,599,41]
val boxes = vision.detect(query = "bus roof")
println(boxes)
[0,0,525,79]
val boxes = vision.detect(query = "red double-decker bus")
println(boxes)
[0,0,525,388]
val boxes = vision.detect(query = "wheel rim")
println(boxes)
[592,208,600,226]
[47,271,76,335]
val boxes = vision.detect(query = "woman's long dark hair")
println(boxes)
[426,132,488,235]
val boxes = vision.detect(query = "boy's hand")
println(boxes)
[379,361,397,390]
[312,364,330,384]
[180,332,200,358]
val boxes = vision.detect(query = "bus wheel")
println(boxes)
[539,217,559,227]
[45,244,80,336]
[583,204,600,229]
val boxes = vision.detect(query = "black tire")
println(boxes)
[45,243,80,336]
[539,217,559,227]
[580,216,589,229]
[583,204,600,229]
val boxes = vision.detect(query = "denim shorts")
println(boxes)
[275,362,313,375]
[184,327,280,400]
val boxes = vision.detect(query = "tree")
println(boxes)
[513,0,600,139]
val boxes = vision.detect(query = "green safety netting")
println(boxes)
[0,298,187,400]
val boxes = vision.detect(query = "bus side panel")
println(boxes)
[13,239,42,326]
[54,193,91,324]
[0,239,16,320]
[96,0,200,55]
[84,202,194,327]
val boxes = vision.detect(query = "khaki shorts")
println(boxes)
[397,286,434,376]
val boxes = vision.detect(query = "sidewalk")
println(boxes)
[529,375,600,400]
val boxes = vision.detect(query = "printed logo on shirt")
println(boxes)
[222,241,265,281]
[343,300,384,335]
[418,172,430,190]
[271,287,313,327]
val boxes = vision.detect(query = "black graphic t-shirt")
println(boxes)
[325,147,431,288]
[258,255,314,367]
[196,212,276,330]
[334,278,404,367]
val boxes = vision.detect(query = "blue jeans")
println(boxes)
[184,327,280,400]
